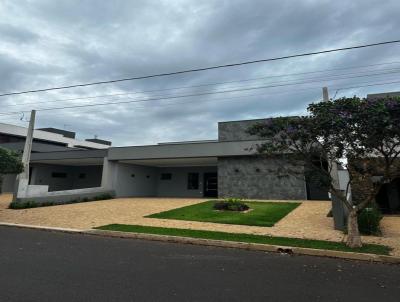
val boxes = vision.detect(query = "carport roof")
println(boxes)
[29,140,264,165]
[108,140,261,161]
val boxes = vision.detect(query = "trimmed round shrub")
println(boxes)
[213,198,249,212]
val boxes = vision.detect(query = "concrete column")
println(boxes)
[13,110,36,201]
[101,157,116,190]
[21,110,36,180]
[322,88,348,230]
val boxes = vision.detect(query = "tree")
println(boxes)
[0,147,24,193]
[248,96,400,248]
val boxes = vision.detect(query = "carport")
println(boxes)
[29,149,106,192]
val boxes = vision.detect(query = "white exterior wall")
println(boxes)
[113,163,158,197]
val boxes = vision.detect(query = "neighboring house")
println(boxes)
[16,117,329,202]
[348,157,400,214]
[347,92,400,214]
[0,122,111,193]
[331,91,400,220]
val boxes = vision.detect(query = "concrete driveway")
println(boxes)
[1,193,399,256]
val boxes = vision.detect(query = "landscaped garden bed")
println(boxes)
[146,200,301,227]
[9,193,114,209]
[94,224,391,255]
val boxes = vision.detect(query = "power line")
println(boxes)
[0,87,321,121]
[54,79,400,115]
[332,79,400,99]
[0,78,399,122]
[0,86,326,120]
[55,88,322,116]
[1,73,400,117]
[1,39,400,98]
[6,59,400,108]
[3,65,400,109]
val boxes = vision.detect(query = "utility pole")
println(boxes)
[322,86,329,102]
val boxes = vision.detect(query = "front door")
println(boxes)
[203,172,218,198]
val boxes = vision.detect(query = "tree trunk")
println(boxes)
[346,207,362,248]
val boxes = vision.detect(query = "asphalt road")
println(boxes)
[0,226,399,302]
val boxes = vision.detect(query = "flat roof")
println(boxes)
[108,140,262,161]
[29,139,265,163]
[218,115,299,124]
[0,122,110,149]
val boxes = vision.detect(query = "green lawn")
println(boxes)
[95,224,391,255]
[146,200,300,227]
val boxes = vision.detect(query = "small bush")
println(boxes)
[213,198,249,212]
[358,205,382,235]
[91,193,113,201]
[224,197,244,203]
[9,200,54,209]
[9,193,114,209]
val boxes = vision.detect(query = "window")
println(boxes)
[160,173,172,180]
[52,172,67,178]
[79,173,86,179]
[187,173,199,190]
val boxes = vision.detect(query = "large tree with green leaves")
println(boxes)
[0,147,24,193]
[248,96,400,248]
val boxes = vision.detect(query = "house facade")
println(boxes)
[0,122,111,193]
[13,118,329,202]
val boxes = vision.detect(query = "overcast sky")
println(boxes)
[0,0,399,146]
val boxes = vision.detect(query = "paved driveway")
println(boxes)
[1,194,399,255]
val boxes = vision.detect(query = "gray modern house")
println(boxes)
[7,117,329,202]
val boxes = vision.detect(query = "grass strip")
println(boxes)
[95,224,391,255]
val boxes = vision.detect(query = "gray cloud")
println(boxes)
[0,0,399,146]
[0,23,39,43]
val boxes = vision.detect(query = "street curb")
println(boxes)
[1,222,399,264]
[86,229,400,264]
[0,222,83,234]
